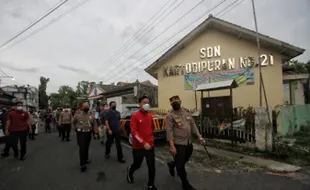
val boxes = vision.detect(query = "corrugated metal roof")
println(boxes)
[195,79,238,91]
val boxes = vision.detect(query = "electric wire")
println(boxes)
[0,0,69,50]
[98,0,206,81]
[93,0,177,76]
[105,0,244,83]
[0,0,92,54]
[94,0,185,77]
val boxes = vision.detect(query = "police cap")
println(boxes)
[169,95,181,104]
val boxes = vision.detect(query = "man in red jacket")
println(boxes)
[3,101,31,160]
[127,95,157,190]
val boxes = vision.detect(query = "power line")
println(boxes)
[217,0,244,17]
[99,0,206,82]
[0,0,92,54]
[94,0,184,77]
[92,0,176,76]
[106,0,243,83]
[0,0,69,50]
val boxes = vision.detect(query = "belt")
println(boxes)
[77,128,91,132]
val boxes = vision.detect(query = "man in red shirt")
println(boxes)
[127,95,157,190]
[3,101,31,160]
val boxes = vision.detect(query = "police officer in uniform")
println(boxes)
[59,105,73,141]
[72,102,96,172]
[165,95,205,190]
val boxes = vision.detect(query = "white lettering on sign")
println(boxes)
[163,45,275,77]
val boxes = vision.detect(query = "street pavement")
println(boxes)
[0,131,309,190]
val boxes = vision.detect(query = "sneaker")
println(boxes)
[105,154,110,159]
[118,158,126,163]
[1,153,9,158]
[20,156,27,161]
[86,160,91,164]
[80,165,87,172]
[167,162,175,177]
[147,185,157,190]
[126,166,133,183]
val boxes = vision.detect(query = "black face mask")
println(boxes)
[172,102,181,110]
[30,111,33,114]
[111,106,116,110]
[2,109,6,113]
[83,108,89,113]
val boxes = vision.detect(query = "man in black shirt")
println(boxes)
[105,101,125,163]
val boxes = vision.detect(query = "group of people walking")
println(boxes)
[1,94,205,190]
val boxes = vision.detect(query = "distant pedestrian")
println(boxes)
[127,95,157,190]
[2,101,31,160]
[104,101,125,163]
[55,108,62,137]
[165,95,205,190]
[1,106,9,156]
[59,105,73,141]
[28,109,38,140]
[98,104,108,145]
[72,102,96,172]
[44,111,52,133]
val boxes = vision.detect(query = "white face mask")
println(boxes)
[142,104,150,111]
[16,106,23,111]
[104,107,109,110]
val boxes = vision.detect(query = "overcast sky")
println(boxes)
[0,0,309,93]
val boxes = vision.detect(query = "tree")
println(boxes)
[58,85,77,108]
[76,81,96,97]
[39,76,50,109]
[49,93,62,110]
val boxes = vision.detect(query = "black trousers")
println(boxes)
[105,131,123,160]
[129,148,156,186]
[45,122,51,132]
[3,130,27,157]
[57,124,62,137]
[77,131,91,166]
[61,124,71,140]
[169,144,193,186]
[29,125,36,140]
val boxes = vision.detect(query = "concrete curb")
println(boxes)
[193,143,302,172]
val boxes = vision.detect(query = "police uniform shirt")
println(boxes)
[165,108,200,145]
[73,112,97,131]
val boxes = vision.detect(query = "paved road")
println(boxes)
[0,132,309,190]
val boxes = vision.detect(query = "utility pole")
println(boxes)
[251,0,262,107]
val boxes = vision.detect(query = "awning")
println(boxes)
[195,79,238,91]
[88,95,103,100]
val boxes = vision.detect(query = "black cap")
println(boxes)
[169,95,180,102]
[138,95,149,103]
[15,101,23,105]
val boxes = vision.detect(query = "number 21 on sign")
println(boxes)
[260,54,274,66]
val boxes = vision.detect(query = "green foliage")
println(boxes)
[38,76,49,109]
[284,60,310,74]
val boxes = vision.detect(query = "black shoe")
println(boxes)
[14,152,19,158]
[86,160,91,164]
[118,158,126,163]
[66,139,70,142]
[100,140,104,145]
[1,153,9,158]
[105,154,110,159]
[167,162,175,177]
[80,165,87,172]
[20,156,27,161]
[183,183,197,190]
[127,166,134,183]
[147,185,157,190]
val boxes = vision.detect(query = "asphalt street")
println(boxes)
[0,131,309,190]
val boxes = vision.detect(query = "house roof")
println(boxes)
[100,80,156,95]
[0,88,15,98]
[195,79,238,91]
[145,15,305,77]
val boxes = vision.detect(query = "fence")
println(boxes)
[151,107,256,143]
